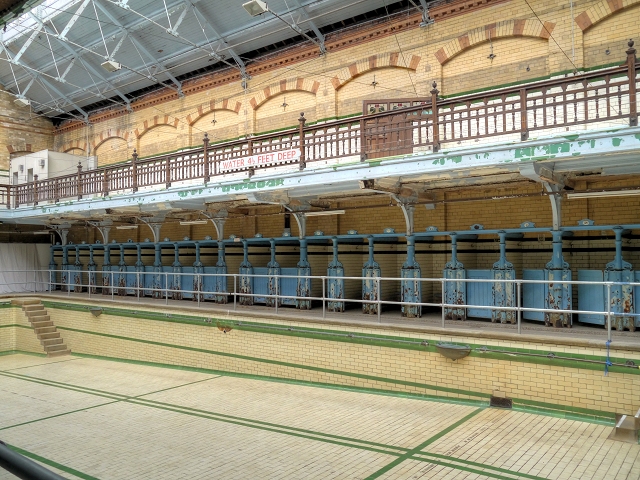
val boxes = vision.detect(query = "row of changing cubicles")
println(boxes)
[49,222,640,331]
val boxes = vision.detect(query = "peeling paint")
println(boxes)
[221,178,284,193]
[612,138,623,147]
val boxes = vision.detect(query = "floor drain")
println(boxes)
[490,396,513,409]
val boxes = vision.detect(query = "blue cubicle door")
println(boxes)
[522,270,546,322]
[143,266,156,296]
[125,266,138,295]
[466,270,492,319]
[577,270,605,325]
[202,267,216,300]
[181,267,195,299]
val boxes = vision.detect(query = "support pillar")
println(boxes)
[297,238,311,310]
[327,237,344,312]
[135,244,144,297]
[60,228,69,246]
[215,241,228,304]
[239,239,253,305]
[545,230,572,327]
[117,245,127,296]
[87,246,97,294]
[605,227,635,331]
[401,235,421,318]
[193,243,204,302]
[172,243,182,300]
[73,246,82,292]
[61,246,69,292]
[491,231,516,324]
[153,243,163,298]
[443,233,466,320]
[102,245,112,295]
[362,236,381,315]
[266,239,281,307]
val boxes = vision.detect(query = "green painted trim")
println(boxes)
[66,348,619,425]
[364,408,484,479]
[413,452,548,480]
[41,301,640,373]
[0,401,120,432]
[5,444,99,480]
[0,355,614,479]
[56,324,490,399]
[71,351,490,407]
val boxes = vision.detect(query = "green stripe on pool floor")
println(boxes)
[1,364,551,480]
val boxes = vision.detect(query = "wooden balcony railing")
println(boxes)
[4,41,638,209]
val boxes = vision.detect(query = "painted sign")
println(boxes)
[219,149,300,173]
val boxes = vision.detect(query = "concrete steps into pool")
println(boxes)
[12,299,71,357]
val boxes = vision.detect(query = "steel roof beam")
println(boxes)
[59,0,92,40]
[94,0,184,96]
[27,10,132,111]
[0,38,90,121]
[287,0,325,54]
[183,0,249,78]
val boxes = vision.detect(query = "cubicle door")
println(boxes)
[577,270,605,325]
[253,267,269,303]
[280,267,298,306]
[466,270,492,319]
[522,270,546,322]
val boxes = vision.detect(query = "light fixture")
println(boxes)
[32,230,51,235]
[242,0,268,16]
[304,210,346,217]
[180,220,208,225]
[39,159,45,167]
[116,225,139,229]
[19,165,24,172]
[242,0,325,54]
[567,190,640,199]
[14,97,30,107]
[101,60,122,72]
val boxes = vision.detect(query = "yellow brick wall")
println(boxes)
[0,88,54,171]
[0,307,16,351]
[52,0,638,162]
[38,299,640,416]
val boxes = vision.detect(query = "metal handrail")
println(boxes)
[5,268,639,340]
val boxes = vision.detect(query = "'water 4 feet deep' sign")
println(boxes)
[219,149,300,173]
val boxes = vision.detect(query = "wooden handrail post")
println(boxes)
[165,157,171,188]
[54,178,59,203]
[77,161,83,200]
[103,169,109,197]
[430,82,440,152]
[520,88,529,140]
[298,112,306,170]
[627,39,638,127]
[6,185,11,209]
[203,133,210,183]
[132,149,138,192]
[33,174,38,206]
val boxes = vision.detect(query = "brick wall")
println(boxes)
[51,0,639,163]
[23,299,640,419]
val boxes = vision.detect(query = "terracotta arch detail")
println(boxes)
[186,99,242,125]
[59,140,89,154]
[134,115,180,139]
[6,144,33,154]
[93,128,129,151]
[331,53,421,90]
[575,0,639,31]
[249,77,320,110]
[434,20,555,65]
